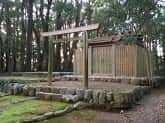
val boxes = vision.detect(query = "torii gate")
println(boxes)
[41,24,99,89]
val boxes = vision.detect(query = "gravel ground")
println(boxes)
[91,91,165,123]
[40,81,139,92]
[41,83,165,123]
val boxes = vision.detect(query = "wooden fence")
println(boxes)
[73,44,153,77]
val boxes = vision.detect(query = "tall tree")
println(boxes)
[53,0,66,71]
[20,0,26,72]
[66,0,82,72]
[26,0,34,71]
[4,1,14,74]
[0,4,4,72]
[42,0,52,71]
[0,0,164,74]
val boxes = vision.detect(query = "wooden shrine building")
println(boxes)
[74,34,154,77]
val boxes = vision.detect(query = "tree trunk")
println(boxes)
[5,3,13,74]
[62,40,69,71]
[26,0,33,72]
[163,42,165,74]
[0,36,3,72]
[20,0,26,72]
[0,5,4,72]
[54,19,62,71]
[42,0,52,71]
[67,0,82,72]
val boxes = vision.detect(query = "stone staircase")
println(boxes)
[36,86,82,103]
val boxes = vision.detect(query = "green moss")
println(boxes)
[0,96,26,105]
[0,99,67,123]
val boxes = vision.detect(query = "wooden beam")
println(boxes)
[53,36,83,43]
[83,31,88,89]
[41,24,99,37]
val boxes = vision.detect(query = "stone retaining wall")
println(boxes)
[0,81,150,109]
[0,80,150,109]
[37,86,150,109]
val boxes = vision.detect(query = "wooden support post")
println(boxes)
[48,37,53,85]
[83,31,88,89]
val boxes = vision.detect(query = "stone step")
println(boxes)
[36,92,80,103]
[38,86,84,97]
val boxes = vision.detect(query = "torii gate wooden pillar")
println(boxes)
[41,24,99,89]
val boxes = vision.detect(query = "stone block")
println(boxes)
[106,92,113,101]
[13,83,20,95]
[66,88,76,95]
[59,87,67,94]
[113,91,133,108]
[40,86,51,93]
[44,93,52,100]
[23,85,29,96]
[44,112,54,119]
[51,93,62,101]
[31,115,46,122]
[36,92,45,99]
[76,89,84,100]
[54,109,67,116]
[71,95,79,103]
[73,101,89,110]
[28,86,36,96]
[98,90,106,105]
[93,90,99,104]
[51,87,59,93]
[84,89,93,102]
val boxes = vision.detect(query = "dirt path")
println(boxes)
[121,84,165,123]
[42,84,165,123]
[91,89,165,123]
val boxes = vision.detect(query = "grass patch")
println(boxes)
[42,110,96,123]
[0,99,67,123]
[0,96,26,105]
